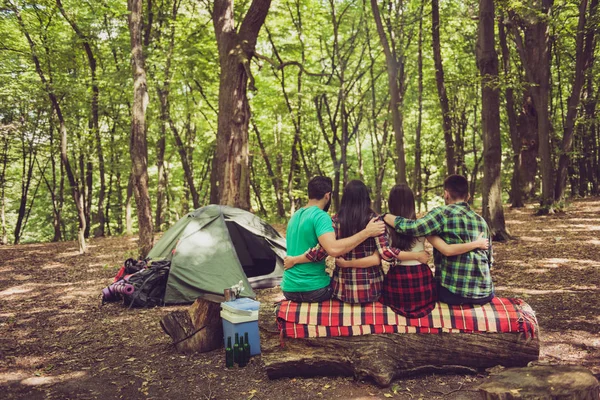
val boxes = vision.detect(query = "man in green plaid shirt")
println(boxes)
[383,175,494,305]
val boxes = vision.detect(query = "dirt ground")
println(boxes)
[1,198,599,399]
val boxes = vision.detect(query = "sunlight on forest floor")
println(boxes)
[0,199,599,398]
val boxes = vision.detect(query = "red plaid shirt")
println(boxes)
[380,263,437,318]
[305,214,400,303]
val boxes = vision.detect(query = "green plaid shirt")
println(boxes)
[393,202,493,299]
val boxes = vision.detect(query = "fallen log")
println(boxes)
[258,303,540,387]
[160,296,223,353]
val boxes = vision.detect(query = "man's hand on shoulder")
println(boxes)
[364,217,385,237]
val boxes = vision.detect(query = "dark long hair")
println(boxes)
[336,180,374,239]
[387,183,417,251]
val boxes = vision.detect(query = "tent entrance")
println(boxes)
[225,221,277,278]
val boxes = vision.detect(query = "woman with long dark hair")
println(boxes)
[286,180,428,303]
[379,183,488,317]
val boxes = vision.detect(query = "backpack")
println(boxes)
[101,259,170,307]
[113,258,147,283]
[121,260,171,308]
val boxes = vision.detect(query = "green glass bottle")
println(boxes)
[243,332,251,362]
[238,336,246,367]
[233,333,240,365]
[225,336,234,368]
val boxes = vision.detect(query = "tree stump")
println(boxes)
[160,297,223,353]
[258,304,540,387]
[478,365,600,400]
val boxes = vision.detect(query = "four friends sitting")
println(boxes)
[282,174,493,315]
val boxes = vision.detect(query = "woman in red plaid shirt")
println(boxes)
[373,184,488,317]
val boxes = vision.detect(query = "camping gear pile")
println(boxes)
[101,205,286,307]
[102,259,171,307]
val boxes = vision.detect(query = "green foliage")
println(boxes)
[0,0,594,243]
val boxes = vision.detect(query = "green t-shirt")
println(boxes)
[281,206,334,292]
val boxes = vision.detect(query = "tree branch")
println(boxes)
[254,52,329,77]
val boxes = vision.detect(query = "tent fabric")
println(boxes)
[147,205,286,304]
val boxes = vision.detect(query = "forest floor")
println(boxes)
[1,198,599,399]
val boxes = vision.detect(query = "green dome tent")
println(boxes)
[147,205,286,304]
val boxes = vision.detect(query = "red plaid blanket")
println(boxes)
[277,297,537,339]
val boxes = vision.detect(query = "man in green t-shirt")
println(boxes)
[282,176,385,302]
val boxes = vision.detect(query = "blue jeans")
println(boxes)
[283,285,333,303]
[437,283,494,305]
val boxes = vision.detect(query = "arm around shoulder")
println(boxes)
[426,233,488,257]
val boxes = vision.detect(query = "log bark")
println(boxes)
[478,365,599,400]
[160,297,223,354]
[259,305,539,387]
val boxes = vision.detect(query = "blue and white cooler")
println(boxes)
[220,298,261,356]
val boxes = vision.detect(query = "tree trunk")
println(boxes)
[509,0,555,212]
[259,309,539,388]
[517,92,539,199]
[432,0,455,175]
[478,0,510,241]
[125,173,133,236]
[499,18,524,208]
[56,0,106,237]
[415,0,425,212]
[555,0,598,202]
[364,24,391,214]
[210,0,271,210]
[584,76,598,195]
[156,96,167,231]
[160,297,224,354]
[0,131,8,245]
[253,121,285,218]
[370,0,407,184]
[14,131,36,244]
[85,160,93,238]
[168,117,200,209]
[48,119,62,242]
[11,5,87,252]
[128,0,154,257]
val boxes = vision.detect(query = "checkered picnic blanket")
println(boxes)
[277,297,537,339]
